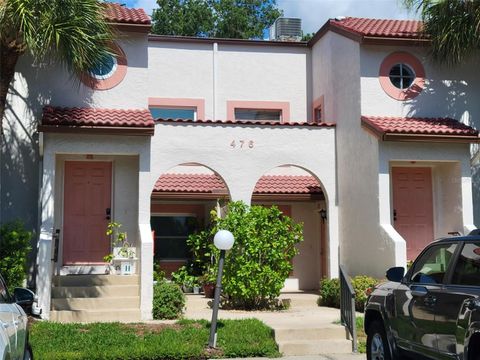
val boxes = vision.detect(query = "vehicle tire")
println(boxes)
[23,344,33,360]
[367,320,393,360]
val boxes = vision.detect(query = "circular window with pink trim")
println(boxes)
[379,52,425,101]
[81,44,127,90]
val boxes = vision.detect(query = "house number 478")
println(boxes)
[230,140,254,149]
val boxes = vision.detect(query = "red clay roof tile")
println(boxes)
[331,17,423,39]
[153,174,322,194]
[154,118,335,128]
[361,116,478,136]
[103,3,151,25]
[42,106,155,128]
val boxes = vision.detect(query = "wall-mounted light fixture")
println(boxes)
[319,209,327,222]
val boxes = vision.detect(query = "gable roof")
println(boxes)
[309,17,427,47]
[39,106,155,136]
[361,115,479,143]
[103,3,151,32]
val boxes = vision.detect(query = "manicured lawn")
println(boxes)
[30,319,280,360]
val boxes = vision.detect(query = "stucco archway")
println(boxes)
[250,164,329,291]
[149,163,230,277]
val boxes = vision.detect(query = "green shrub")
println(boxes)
[318,275,379,312]
[351,275,379,312]
[188,201,303,309]
[0,221,32,291]
[152,281,185,319]
[318,277,340,308]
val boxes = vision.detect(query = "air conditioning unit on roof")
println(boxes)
[269,17,303,42]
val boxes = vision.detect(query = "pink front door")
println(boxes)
[63,161,112,265]
[392,167,434,260]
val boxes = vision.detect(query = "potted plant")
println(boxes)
[171,266,198,293]
[103,222,137,275]
[200,267,217,298]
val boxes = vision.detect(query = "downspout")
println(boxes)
[213,42,218,120]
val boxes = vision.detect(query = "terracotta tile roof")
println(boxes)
[330,17,423,39]
[155,118,335,128]
[154,174,227,193]
[255,175,322,194]
[153,174,322,194]
[103,3,151,25]
[42,106,155,128]
[362,116,479,141]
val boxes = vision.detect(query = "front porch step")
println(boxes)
[51,296,140,311]
[51,275,141,323]
[52,284,139,298]
[50,309,141,323]
[53,275,139,287]
[278,339,353,355]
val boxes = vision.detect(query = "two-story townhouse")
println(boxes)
[3,4,479,321]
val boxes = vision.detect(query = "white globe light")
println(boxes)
[214,230,235,250]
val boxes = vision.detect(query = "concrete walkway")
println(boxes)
[185,293,355,356]
[215,356,365,360]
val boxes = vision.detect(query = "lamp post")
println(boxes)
[208,229,234,348]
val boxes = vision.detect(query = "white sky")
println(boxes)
[123,0,418,34]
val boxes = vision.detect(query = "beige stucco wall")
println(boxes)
[147,41,310,121]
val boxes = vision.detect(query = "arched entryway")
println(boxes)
[250,165,328,291]
[150,163,230,276]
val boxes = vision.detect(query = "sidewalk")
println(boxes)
[214,355,365,360]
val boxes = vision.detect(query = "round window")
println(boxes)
[89,54,118,80]
[379,52,425,101]
[389,63,415,90]
[81,43,127,91]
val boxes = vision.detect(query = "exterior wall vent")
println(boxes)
[269,17,303,42]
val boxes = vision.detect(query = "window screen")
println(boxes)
[150,108,196,120]
[151,216,197,260]
[234,108,281,121]
[451,242,480,286]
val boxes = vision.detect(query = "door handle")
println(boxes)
[411,287,428,297]
[393,209,397,221]
[105,207,111,220]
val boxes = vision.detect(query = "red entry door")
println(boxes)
[392,167,434,260]
[63,161,112,265]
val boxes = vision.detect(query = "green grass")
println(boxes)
[30,319,280,360]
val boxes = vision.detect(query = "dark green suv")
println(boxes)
[365,232,480,360]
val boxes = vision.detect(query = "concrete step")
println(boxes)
[52,285,139,298]
[279,293,320,309]
[278,339,353,355]
[51,296,140,311]
[274,325,347,342]
[53,275,139,287]
[50,309,141,323]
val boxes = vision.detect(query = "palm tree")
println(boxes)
[405,0,480,65]
[0,0,114,126]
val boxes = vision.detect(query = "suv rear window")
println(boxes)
[451,242,480,286]
[410,243,457,284]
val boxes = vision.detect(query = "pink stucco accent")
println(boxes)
[148,98,206,120]
[226,100,291,123]
[82,44,128,91]
[379,52,425,101]
[312,96,324,123]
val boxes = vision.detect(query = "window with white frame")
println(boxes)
[234,108,282,122]
[151,215,197,260]
[149,107,197,121]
